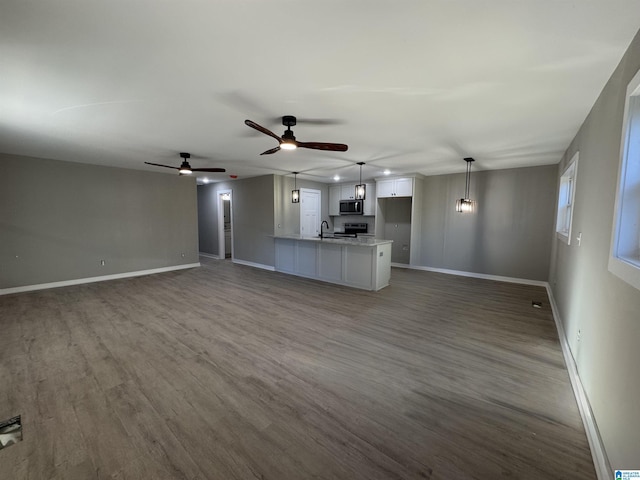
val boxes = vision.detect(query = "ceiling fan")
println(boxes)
[245,115,348,155]
[144,152,226,175]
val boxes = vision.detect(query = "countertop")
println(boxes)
[273,234,393,247]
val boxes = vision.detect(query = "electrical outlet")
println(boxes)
[100,260,105,266]
[577,329,581,342]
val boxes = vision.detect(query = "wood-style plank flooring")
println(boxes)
[0,257,596,479]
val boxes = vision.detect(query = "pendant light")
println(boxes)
[355,162,366,200]
[456,157,476,213]
[291,172,300,203]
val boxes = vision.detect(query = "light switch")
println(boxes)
[576,232,582,246]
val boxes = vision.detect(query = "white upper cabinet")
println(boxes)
[329,185,341,216]
[376,177,413,198]
[341,184,356,200]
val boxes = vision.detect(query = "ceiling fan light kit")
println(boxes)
[179,153,192,175]
[456,157,476,213]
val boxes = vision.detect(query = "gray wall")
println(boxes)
[197,175,276,266]
[549,29,640,469]
[273,175,332,236]
[1,153,199,289]
[419,165,557,280]
[380,197,412,264]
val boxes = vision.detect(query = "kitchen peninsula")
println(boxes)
[273,235,392,291]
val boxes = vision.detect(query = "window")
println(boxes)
[609,67,640,290]
[556,152,578,245]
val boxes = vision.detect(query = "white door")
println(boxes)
[300,188,321,237]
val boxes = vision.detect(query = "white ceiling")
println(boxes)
[2,1,639,184]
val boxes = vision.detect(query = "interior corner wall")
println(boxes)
[0,153,199,290]
[418,164,557,281]
[197,175,275,266]
[197,184,218,254]
[548,28,640,469]
[273,175,332,236]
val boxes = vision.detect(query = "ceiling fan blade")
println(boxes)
[244,119,282,143]
[295,118,344,126]
[260,146,281,155]
[297,142,349,152]
[191,167,226,172]
[144,162,179,170]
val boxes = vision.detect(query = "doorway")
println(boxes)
[300,188,321,237]
[217,190,233,259]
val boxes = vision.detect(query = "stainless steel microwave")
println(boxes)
[339,199,363,215]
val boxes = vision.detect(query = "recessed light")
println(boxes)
[383,169,391,175]
[202,178,210,184]
[333,175,340,181]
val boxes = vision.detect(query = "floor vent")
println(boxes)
[0,415,22,450]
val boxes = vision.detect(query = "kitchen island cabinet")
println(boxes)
[273,236,392,291]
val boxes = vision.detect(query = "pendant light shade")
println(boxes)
[456,157,476,213]
[291,172,300,203]
[355,162,366,200]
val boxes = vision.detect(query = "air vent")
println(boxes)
[0,415,22,450]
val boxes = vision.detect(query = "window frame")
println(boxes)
[609,67,640,291]
[556,152,579,245]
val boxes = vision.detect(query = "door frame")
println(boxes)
[217,189,233,260]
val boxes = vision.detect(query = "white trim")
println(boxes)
[232,259,275,271]
[198,252,220,259]
[609,67,640,291]
[390,263,548,287]
[556,153,579,245]
[546,285,611,480]
[0,263,201,296]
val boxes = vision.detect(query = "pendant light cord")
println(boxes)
[465,160,470,199]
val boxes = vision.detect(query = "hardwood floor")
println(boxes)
[0,258,596,479]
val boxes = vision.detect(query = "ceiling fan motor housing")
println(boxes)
[282,115,297,127]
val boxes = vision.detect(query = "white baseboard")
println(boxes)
[545,285,611,480]
[392,263,548,287]
[232,259,275,271]
[198,252,220,259]
[0,263,201,296]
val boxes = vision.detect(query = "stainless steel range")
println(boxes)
[334,222,368,237]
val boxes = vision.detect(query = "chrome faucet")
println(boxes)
[320,220,329,239]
